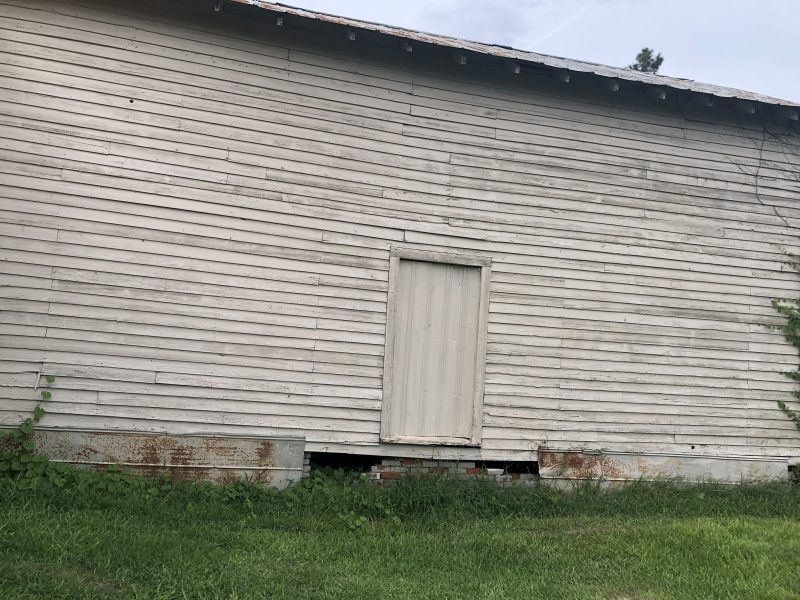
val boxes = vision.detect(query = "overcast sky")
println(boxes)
[288,0,799,102]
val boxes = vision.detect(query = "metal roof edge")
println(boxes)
[228,0,799,110]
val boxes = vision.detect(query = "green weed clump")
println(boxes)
[0,458,800,600]
[3,373,800,600]
[3,463,799,528]
[3,465,800,599]
[3,372,799,527]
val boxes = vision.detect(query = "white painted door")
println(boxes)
[381,256,488,445]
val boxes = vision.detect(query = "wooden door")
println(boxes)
[381,252,489,445]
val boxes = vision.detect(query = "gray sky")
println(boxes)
[288,0,800,102]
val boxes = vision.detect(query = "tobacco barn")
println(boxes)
[1,0,799,483]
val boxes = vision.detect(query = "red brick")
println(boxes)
[465,467,486,475]
[380,471,402,480]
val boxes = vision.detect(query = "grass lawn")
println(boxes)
[2,475,800,599]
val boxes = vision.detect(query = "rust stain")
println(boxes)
[600,456,624,480]
[135,435,165,467]
[256,440,274,464]
[539,449,626,481]
[168,443,194,467]
[202,437,237,460]
[134,465,211,482]
[26,431,293,486]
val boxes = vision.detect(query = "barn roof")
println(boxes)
[227,0,799,118]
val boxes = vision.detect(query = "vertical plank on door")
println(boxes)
[385,259,481,441]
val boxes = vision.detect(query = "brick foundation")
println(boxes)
[367,458,538,486]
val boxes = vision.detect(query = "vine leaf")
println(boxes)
[773,255,800,433]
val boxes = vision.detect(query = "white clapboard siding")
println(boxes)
[0,0,799,462]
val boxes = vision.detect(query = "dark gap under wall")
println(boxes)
[307,452,379,472]
[306,453,539,481]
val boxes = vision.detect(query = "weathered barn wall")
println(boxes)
[1,0,799,462]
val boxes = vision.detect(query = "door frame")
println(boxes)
[380,246,492,446]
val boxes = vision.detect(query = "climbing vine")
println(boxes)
[0,375,178,496]
[772,254,800,432]
[0,374,68,486]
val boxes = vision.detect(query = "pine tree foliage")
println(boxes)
[628,47,664,73]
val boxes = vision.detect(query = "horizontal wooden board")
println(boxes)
[0,0,799,464]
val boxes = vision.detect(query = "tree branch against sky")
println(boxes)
[289,0,799,102]
[628,48,664,74]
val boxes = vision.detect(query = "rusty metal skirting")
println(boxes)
[31,429,306,488]
[538,447,788,485]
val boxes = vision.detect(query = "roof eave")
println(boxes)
[226,0,800,117]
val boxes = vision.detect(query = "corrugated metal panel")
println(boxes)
[230,0,799,108]
[385,260,481,442]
